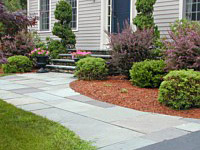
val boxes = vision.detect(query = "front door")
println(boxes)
[112,0,131,33]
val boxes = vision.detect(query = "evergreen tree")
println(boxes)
[52,0,76,48]
[133,0,160,39]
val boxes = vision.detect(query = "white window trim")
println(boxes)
[72,0,79,32]
[179,0,184,20]
[38,0,51,33]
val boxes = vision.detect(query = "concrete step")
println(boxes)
[46,65,76,70]
[51,59,75,63]
[67,49,111,52]
[59,54,112,59]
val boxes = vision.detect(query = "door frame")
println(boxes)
[100,0,137,49]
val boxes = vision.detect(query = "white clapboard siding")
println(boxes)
[154,0,180,37]
[28,0,102,50]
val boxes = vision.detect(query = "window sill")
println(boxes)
[38,30,52,33]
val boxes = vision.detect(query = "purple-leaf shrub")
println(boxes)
[165,26,200,71]
[2,31,35,57]
[108,23,155,77]
[0,51,7,64]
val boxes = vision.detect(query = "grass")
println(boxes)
[0,100,96,150]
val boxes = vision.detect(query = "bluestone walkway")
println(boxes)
[1,72,200,150]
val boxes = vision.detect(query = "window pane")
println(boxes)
[40,0,49,31]
[68,0,77,29]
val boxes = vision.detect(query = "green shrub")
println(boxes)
[158,70,200,110]
[130,60,166,88]
[75,57,108,80]
[46,38,65,59]
[3,55,33,73]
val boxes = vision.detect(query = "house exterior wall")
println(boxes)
[28,0,181,50]
[154,0,180,37]
[28,0,102,50]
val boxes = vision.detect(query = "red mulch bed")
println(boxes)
[70,76,200,119]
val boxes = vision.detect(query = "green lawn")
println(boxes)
[0,100,96,150]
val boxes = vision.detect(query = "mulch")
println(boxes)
[70,76,200,119]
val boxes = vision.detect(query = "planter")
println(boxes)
[74,58,80,62]
[36,56,49,73]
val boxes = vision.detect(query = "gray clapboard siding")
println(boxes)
[154,0,180,37]
[28,0,102,50]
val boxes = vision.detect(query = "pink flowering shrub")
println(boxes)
[30,48,50,57]
[71,50,92,59]
[165,20,200,71]
[108,23,155,77]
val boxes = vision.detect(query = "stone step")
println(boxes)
[46,65,76,70]
[67,49,111,52]
[51,59,75,63]
[59,54,112,59]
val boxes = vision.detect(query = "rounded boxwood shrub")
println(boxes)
[3,55,33,73]
[158,70,200,110]
[130,60,166,88]
[75,57,108,80]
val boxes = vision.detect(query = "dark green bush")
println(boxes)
[158,70,200,110]
[130,60,166,88]
[46,38,65,59]
[75,57,108,80]
[3,55,33,73]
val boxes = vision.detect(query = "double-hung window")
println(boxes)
[184,0,200,21]
[68,0,78,30]
[40,0,50,31]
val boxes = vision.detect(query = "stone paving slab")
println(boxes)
[81,106,148,123]
[140,127,189,142]
[0,84,28,90]
[25,92,66,102]
[32,107,82,123]
[112,114,187,134]
[10,87,43,94]
[45,88,80,97]
[84,100,115,108]
[99,137,156,150]
[0,90,24,99]
[61,116,144,147]
[5,97,43,106]
[17,103,52,111]
[53,99,104,113]
[39,84,69,90]
[176,123,200,132]
[136,131,200,150]
[66,95,95,102]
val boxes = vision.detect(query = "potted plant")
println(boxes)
[30,48,50,73]
[71,50,92,62]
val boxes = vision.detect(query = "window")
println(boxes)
[39,0,50,31]
[69,0,78,30]
[185,0,200,21]
[108,0,112,33]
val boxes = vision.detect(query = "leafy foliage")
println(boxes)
[75,57,108,80]
[3,0,27,12]
[2,55,33,73]
[0,2,36,39]
[0,2,36,63]
[2,31,35,57]
[46,38,66,59]
[165,20,200,71]
[52,0,76,47]
[133,0,160,39]
[130,60,166,88]
[108,24,155,77]
[158,70,200,110]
